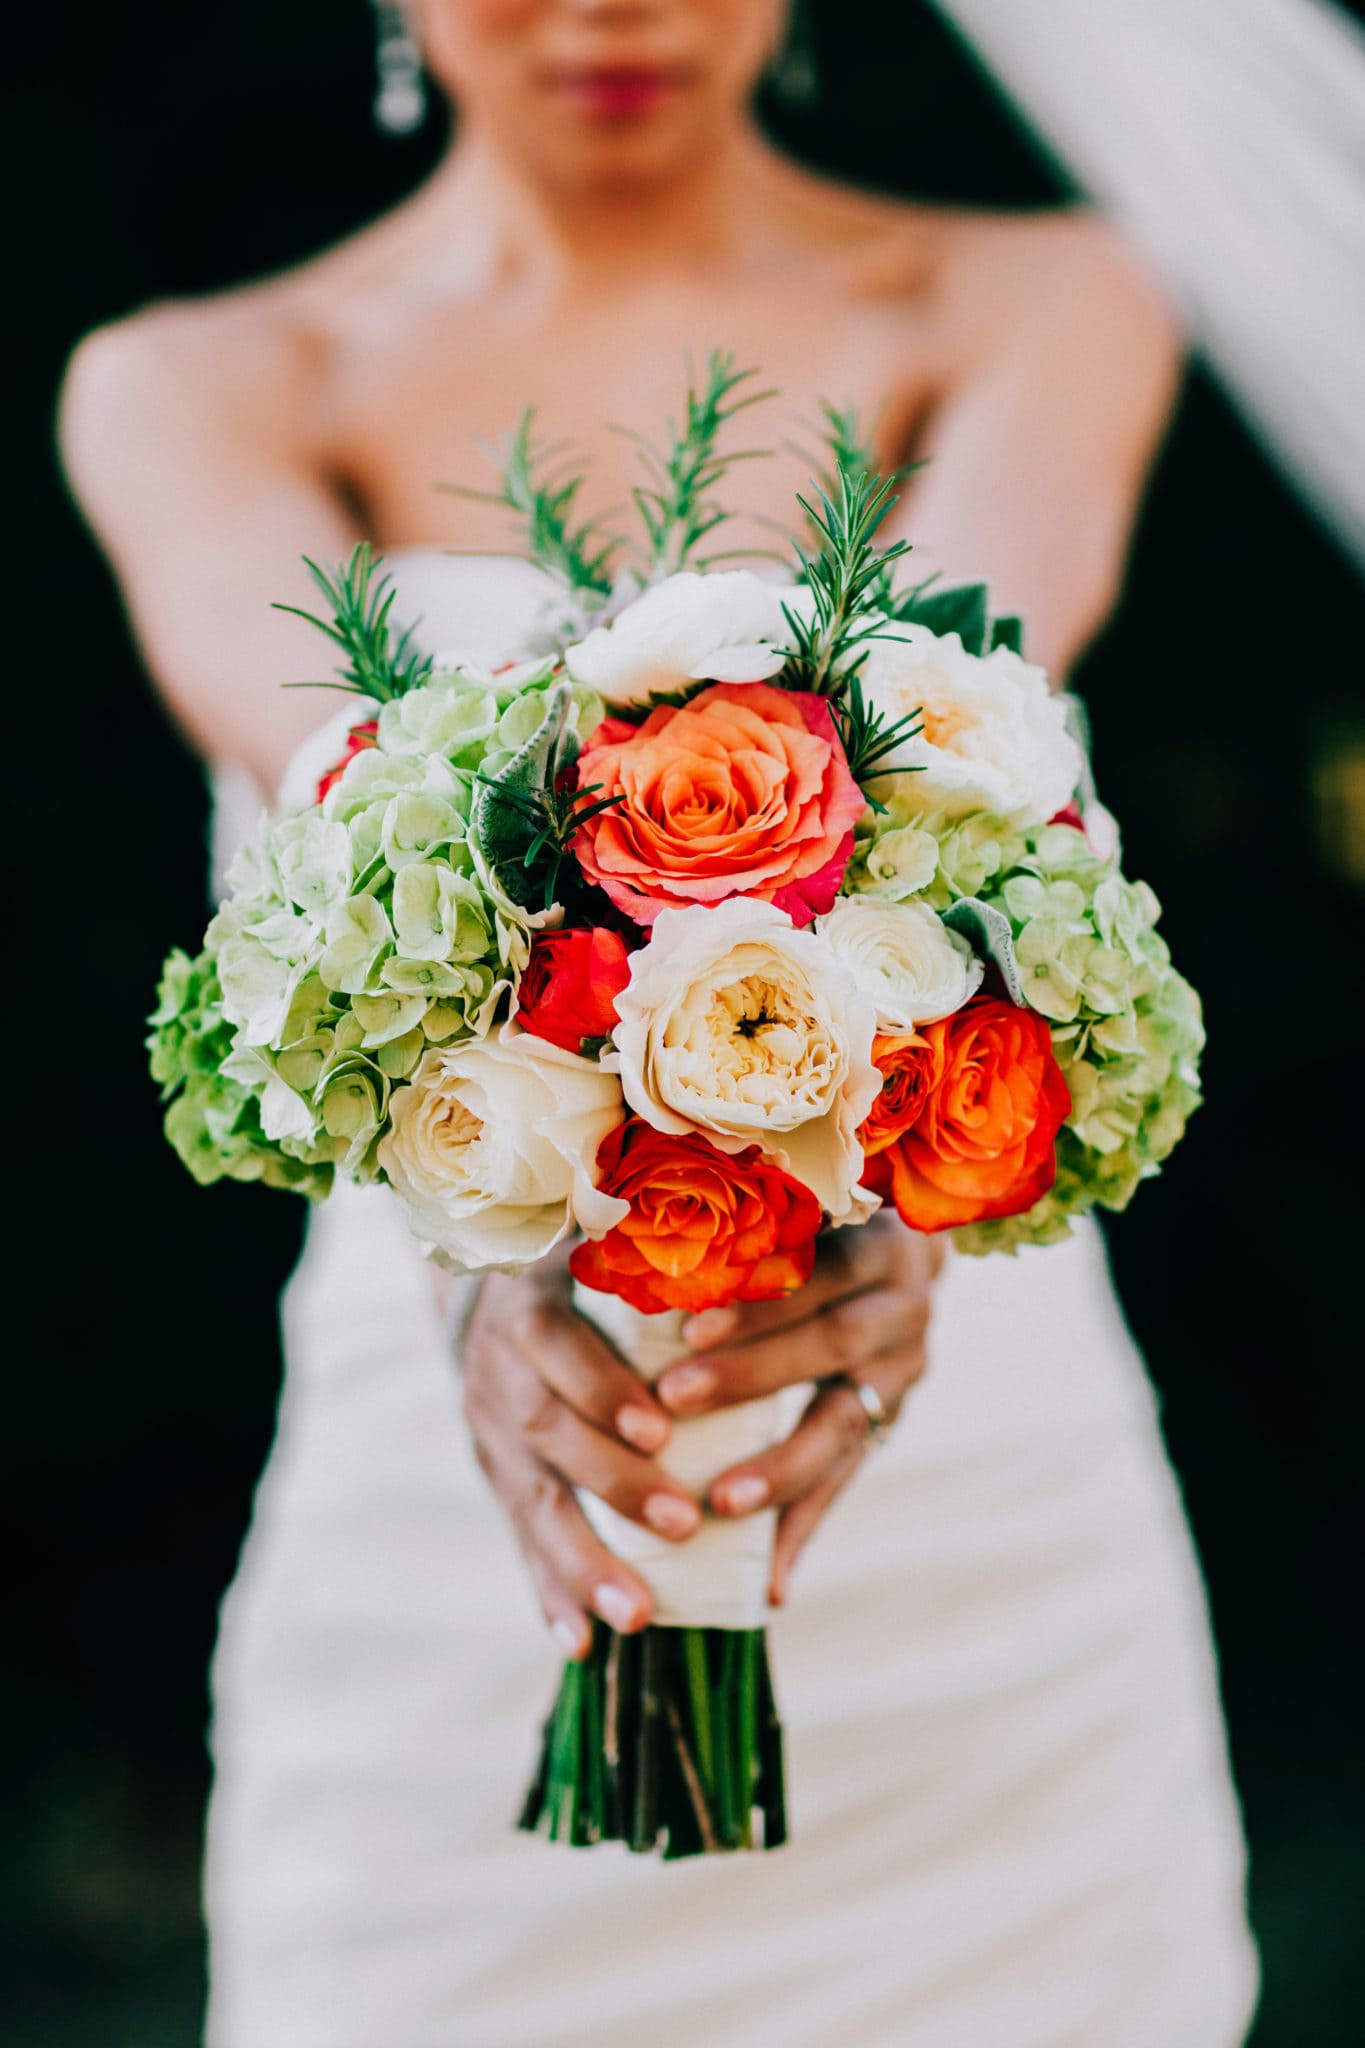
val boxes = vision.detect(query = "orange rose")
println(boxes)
[858,1031,937,1160]
[862,997,1070,1232]
[572,682,865,927]
[569,1117,822,1314]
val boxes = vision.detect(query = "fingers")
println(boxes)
[506,1282,673,1454]
[707,1375,870,1518]
[680,1218,897,1352]
[658,1280,926,1415]
[473,1351,701,1540]
[472,1269,672,1454]
[769,1447,864,1607]
[477,1431,657,1647]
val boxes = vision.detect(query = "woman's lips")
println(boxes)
[545,65,691,121]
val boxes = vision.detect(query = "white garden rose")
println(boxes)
[611,898,881,1223]
[860,624,1081,823]
[378,1026,628,1272]
[564,570,803,708]
[818,896,982,1029]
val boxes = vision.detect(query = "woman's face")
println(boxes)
[415,0,789,190]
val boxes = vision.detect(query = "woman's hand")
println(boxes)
[459,1246,700,1659]
[656,1214,943,1605]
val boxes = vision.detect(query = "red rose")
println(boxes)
[316,719,379,802]
[514,928,632,1055]
[570,1117,822,1315]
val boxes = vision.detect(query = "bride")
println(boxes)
[62,3,1257,2042]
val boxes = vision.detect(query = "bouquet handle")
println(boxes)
[517,1286,792,1856]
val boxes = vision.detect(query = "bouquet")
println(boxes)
[150,358,1203,1858]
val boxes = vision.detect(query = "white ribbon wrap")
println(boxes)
[573,1285,784,1630]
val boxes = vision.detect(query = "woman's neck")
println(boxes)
[424,121,798,289]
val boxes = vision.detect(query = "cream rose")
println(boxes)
[378,1026,628,1272]
[818,896,983,1028]
[611,898,880,1222]
[860,624,1081,823]
[564,570,804,708]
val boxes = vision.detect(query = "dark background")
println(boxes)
[7,3,1364,2042]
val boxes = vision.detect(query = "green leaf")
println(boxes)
[942,897,1027,1006]
[471,682,575,907]
[990,614,1024,655]
[897,582,990,656]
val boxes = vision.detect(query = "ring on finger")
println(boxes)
[828,1372,892,1448]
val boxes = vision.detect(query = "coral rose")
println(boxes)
[513,928,632,1055]
[569,1117,822,1314]
[573,682,865,927]
[863,997,1070,1231]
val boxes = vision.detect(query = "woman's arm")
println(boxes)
[893,216,1182,676]
[59,300,361,792]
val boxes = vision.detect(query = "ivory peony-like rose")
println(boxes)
[862,996,1070,1232]
[564,570,802,707]
[860,625,1081,823]
[512,928,633,1055]
[378,1025,628,1271]
[569,1118,822,1314]
[611,898,881,1222]
[574,682,865,927]
[818,896,982,1029]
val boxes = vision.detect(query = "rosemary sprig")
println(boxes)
[274,543,433,702]
[617,350,776,574]
[781,466,911,696]
[831,664,925,812]
[442,409,619,596]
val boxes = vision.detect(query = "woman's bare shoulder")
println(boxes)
[929,205,1180,357]
[776,166,1173,335]
[59,182,432,474]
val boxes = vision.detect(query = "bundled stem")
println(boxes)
[519,1622,788,1859]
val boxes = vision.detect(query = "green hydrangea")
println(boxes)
[147,949,334,1197]
[949,823,1204,1255]
[850,789,1029,910]
[149,654,555,1198]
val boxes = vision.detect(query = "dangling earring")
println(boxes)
[770,0,819,111]
[372,0,427,135]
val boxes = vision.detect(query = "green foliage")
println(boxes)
[447,409,619,596]
[472,681,626,912]
[616,351,777,574]
[274,543,434,703]
[782,467,911,695]
[889,579,1026,662]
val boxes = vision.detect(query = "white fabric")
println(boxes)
[933,0,1365,570]
[205,553,1257,2047]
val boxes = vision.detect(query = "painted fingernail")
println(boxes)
[553,1615,589,1659]
[717,1474,769,1516]
[617,1404,668,1453]
[658,1363,716,1409]
[643,1492,701,1539]
[594,1582,641,1632]
[684,1307,737,1348]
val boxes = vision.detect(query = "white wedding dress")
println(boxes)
[204,553,1257,2048]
